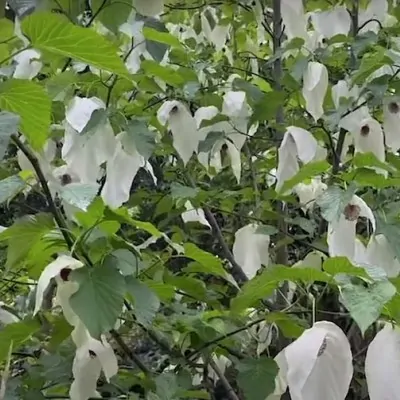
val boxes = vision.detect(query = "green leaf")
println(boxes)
[0,79,51,150]
[22,12,129,77]
[352,152,395,173]
[237,358,278,400]
[140,60,185,87]
[316,185,355,223]
[104,249,141,276]
[279,160,330,194]
[124,119,156,159]
[126,276,160,327]
[91,0,131,33]
[265,312,306,338]
[69,264,126,338]
[0,213,54,269]
[0,111,19,159]
[323,257,369,279]
[340,281,396,335]
[231,266,332,312]
[143,26,183,49]
[183,243,227,278]
[80,108,108,138]
[0,319,40,363]
[0,175,26,204]
[59,183,98,211]
[170,183,199,200]
[198,131,225,153]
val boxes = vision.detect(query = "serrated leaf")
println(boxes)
[279,160,330,194]
[183,243,227,278]
[0,213,54,269]
[125,119,156,159]
[0,79,51,150]
[231,266,332,312]
[80,108,108,138]
[22,12,129,77]
[323,257,369,279]
[265,312,306,338]
[126,276,160,327]
[91,0,131,33]
[59,183,98,211]
[0,175,26,204]
[340,281,396,335]
[143,26,182,49]
[316,185,355,223]
[140,60,185,87]
[170,183,199,200]
[0,318,40,363]
[69,264,126,338]
[104,249,141,276]
[352,152,395,173]
[0,111,19,159]
[237,358,278,400]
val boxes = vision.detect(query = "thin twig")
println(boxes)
[209,358,240,400]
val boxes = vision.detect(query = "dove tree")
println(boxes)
[1,0,400,399]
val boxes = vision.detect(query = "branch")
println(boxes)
[209,358,240,400]
[11,135,75,250]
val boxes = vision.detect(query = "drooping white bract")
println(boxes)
[358,0,389,34]
[270,321,353,400]
[383,99,400,152]
[181,201,211,228]
[354,234,400,278]
[327,195,375,260]
[232,224,270,280]
[157,100,199,165]
[310,6,351,39]
[281,0,308,40]
[70,324,118,400]
[276,127,318,193]
[33,255,84,316]
[101,131,146,209]
[200,7,230,52]
[63,97,116,183]
[354,117,385,166]
[0,304,19,325]
[13,49,42,80]
[294,177,327,211]
[365,323,400,400]
[133,0,164,16]
[302,62,328,122]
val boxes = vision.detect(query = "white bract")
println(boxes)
[281,0,308,40]
[327,195,375,260]
[276,126,318,193]
[294,178,327,211]
[365,323,400,400]
[181,201,211,228]
[101,131,147,209]
[302,62,328,121]
[232,223,270,280]
[13,49,42,79]
[383,99,400,151]
[269,321,353,400]
[133,0,164,16]
[311,6,351,39]
[63,97,116,183]
[157,100,199,165]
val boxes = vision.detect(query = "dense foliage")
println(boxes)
[2,0,400,399]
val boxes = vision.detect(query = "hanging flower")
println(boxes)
[63,97,116,183]
[281,0,308,40]
[13,49,42,80]
[157,100,199,165]
[232,224,270,280]
[327,195,375,260]
[268,321,353,400]
[365,323,400,400]
[276,126,318,193]
[354,117,385,164]
[181,201,211,228]
[302,62,329,121]
[294,178,327,211]
[311,6,351,39]
[383,99,400,151]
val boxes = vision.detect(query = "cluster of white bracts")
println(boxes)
[34,255,118,400]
